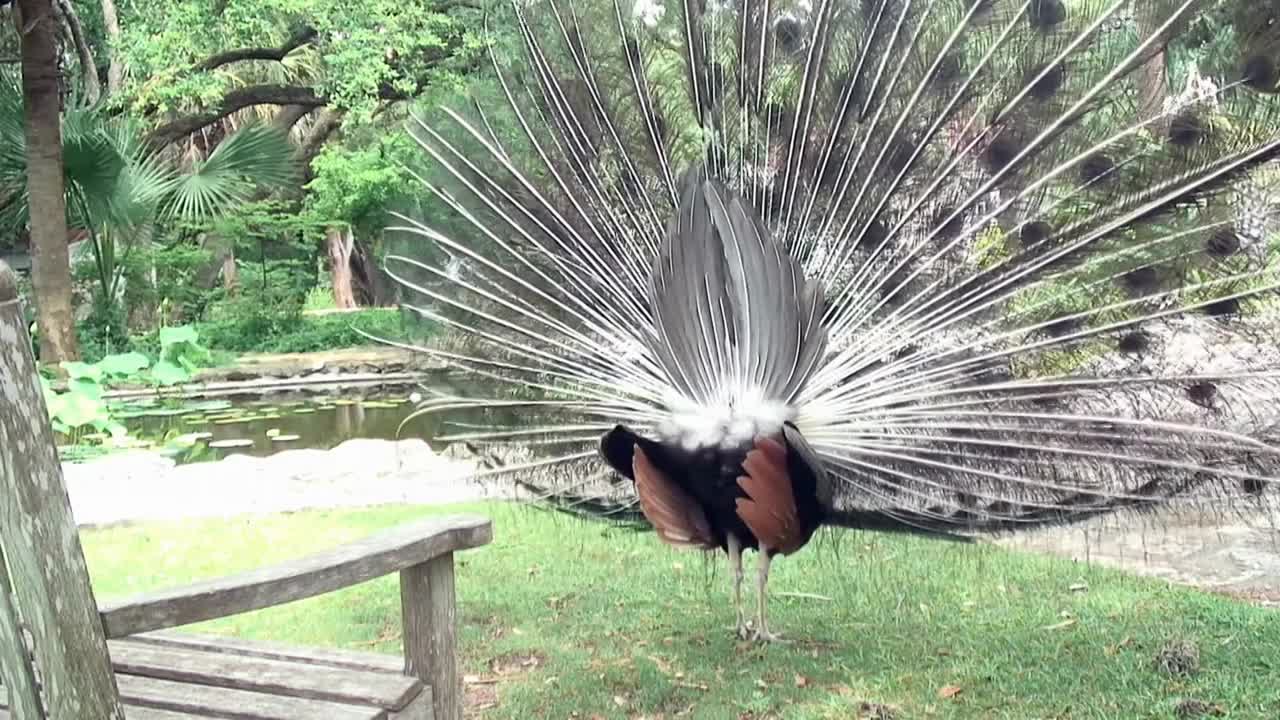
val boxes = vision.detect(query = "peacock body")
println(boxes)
[389,0,1280,641]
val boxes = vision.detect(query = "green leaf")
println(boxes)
[61,361,104,381]
[70,377,105,401]
[161,125,298,221]
[150,361,191,386]
[53,391,107,428]
[159,324,199,348]
[98,352,151,378]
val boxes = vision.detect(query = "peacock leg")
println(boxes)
[727,534,748,639]
[752,550,783,644]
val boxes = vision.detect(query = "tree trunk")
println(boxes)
[327,226,358,309]
[17,0,80,362]
[53,0,100,106]
[221,247,238,295]
[1136,4,1169,126]
[0,261,126,719]
[100,0,124,95]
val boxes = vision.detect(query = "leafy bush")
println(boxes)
[197,308,426,354]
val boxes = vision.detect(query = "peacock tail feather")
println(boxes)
[386,0,1280,537]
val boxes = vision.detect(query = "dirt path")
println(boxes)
[63,438,493,528]
[998,506,1280,606]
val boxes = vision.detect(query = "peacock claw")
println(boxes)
[751,628,786,645]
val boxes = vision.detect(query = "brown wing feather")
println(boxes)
[633,445,717,549]
[734,436,806,554]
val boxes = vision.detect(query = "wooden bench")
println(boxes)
[1,515,492,720]
[0,260,492,720]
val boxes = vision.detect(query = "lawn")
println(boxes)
[83,502,1280,719]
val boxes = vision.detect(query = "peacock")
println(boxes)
[383,0,1280,642]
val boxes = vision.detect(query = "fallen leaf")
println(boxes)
[1042,618,1078,631]
[794,674,810,688]
[938,685,963,700]
[613,695,628,707]
[1069,582,1089,593]
[755,678,768,689]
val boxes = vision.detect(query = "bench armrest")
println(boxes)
[99,515,492,639]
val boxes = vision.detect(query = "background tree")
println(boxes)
[13,0,78,361]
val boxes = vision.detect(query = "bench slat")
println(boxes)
[1,687,237,720]
[109,640,420,711]
[101,516,492,638]
[125,707,222,719]
[115,674,385,720]
[130,631,404,674]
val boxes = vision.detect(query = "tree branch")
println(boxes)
[52,0,99,105]
[146,84,326,148]
[271,103,315,132]
[196,26,317,73]
[300,107,344,183]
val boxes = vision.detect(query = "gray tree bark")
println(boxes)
[327,226,358,309]
[0,259,125,719]
[100,0,124,95]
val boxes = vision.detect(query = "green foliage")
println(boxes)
[304,133,418,228]
[113,1,483,125]
[303,284,337,311]
[198,308,421,354]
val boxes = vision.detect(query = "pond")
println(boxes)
[63,375,524,465]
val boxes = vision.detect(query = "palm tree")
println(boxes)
[11,0,78,361]
[0,75,298,353]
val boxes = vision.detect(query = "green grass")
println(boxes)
[83,502,1280,719]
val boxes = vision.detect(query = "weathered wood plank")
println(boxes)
[100,516,492,638]
[128,631,405,674]
[108,640,421,710]
[0,543,43,720]
[389,686,434,720]
[401,554,460,720]
[114,674,384,720]
[123,706,220,719]
[0,261,124,719]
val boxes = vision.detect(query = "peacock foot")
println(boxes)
[750,627,786,644]
[727,618,752,640]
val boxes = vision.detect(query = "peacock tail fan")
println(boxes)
[385,0,1280,539]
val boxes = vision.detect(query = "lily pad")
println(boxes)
[269,434,301,443]
[208,439,255,449]
[186,400,234,412]
[292,408,317,415]
[116,406,189,419]
[170,432,213,445]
